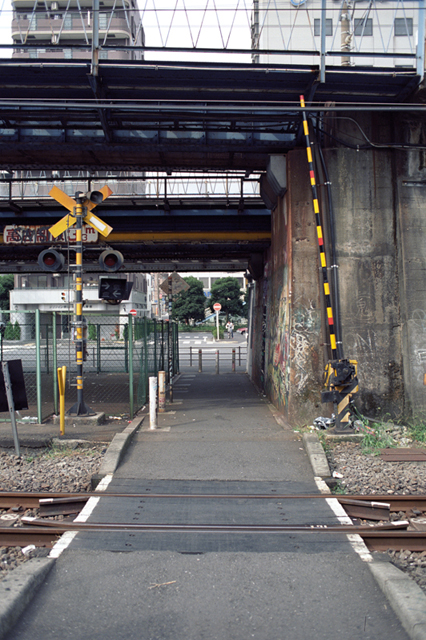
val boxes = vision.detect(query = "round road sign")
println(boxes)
[129,309,137,316]
[213,303,222,312]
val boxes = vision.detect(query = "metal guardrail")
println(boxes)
[0,1,423,78]
[180,346,247,373]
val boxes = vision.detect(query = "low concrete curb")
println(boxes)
[369,560,426,640]
[0,557,55,640]
[95,415,145,478]
[302,432,331,478]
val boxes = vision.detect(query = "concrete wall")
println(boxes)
[251,112,424,425]
[395,112,426,418]
[252,150,323,425]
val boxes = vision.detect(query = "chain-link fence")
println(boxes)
[0,310,178,423]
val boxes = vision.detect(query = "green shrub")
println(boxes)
[88,322,97,341]
[4,321,14,340]
[13,320,20,340]
[212,326,224,340]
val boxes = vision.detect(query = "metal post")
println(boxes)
[53,312,58,415]
[215,349,219,374]
[340,0,351,67]
[158,370,166,413]
[129,315,134,418]
[239,346,241,367]
[143,316,148,403]
[168,275,173,402]
[154,320,158,375]
[91,0,100,76]
[232,349,236,372]
[320,0,326,83]
[175,322,179,373]
[68,197,92,416]
[190,346,192,367]
[198,349,202,373]
[45,327,49,374]
[417,0,425,81]
[35,308,42,424]
[149,376,158,430]
[97,325,101,373]
[3,361,20,457]
[160,320,164,371]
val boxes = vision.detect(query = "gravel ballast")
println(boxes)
[1,430,426,599]
[0,443,106,580]
[325,436,426,596]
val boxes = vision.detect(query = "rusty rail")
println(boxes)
[1,491,426,513]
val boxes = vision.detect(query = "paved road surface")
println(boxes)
[5,372,410,640]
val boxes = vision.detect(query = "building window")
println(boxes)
[314,19,332,37]
[394,18,413,36]
[63,13,72,29]
[99,13,108,29]
[64,48,72,59]
[99,50,108,59]
[29,15,37,30]
[354,18,373,36]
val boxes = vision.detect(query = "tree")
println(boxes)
[0,275,14,310]
[171,277,206,323]
[210,277,244,320]
[4,321,14,340]
[13,320,21,340]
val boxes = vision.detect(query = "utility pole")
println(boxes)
[341,1,352,67]
[48,185,113,416]
[68,193,94,416]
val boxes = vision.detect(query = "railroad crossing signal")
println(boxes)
[48,186,113,238]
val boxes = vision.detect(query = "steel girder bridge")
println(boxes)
[0,0,425,273]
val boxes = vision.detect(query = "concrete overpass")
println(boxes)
[1,58,426,426]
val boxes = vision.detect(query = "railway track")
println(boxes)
[1,491,425,552]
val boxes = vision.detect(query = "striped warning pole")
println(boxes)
[300,95,338,361]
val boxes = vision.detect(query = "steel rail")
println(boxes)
[20,518,409,534]
[1,492,426,512]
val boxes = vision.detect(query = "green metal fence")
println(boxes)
[0,310,179,423]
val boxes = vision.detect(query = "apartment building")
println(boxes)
[11,0,144,60]
[253,0,421,68]
[10,271,151,340]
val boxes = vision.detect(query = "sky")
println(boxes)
[0,0,254,62]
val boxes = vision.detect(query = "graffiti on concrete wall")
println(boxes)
[266,273,291,409]
[290,300,321,395]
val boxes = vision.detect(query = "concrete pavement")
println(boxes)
[1,371,425,639]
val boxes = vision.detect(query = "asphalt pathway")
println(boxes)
[5,372,410,640]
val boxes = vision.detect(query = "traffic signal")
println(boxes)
[98,249,124,272]
[38,249,65,272]
[61,291,67,302]
[98,278,133,303]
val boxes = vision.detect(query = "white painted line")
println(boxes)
[96,474,113,492]
[49,531,78,558]
[74,497,100,523]
[315,477,372,563]
[49,476,114,558]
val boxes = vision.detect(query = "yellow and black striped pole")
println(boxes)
[300,96,359,430]
[300,95,338,361]
[68,197,92,416]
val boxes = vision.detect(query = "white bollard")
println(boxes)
[149,376,158,430]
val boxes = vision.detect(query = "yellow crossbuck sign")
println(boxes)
[48,185,113,238]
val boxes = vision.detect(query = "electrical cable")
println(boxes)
[316,115,426,151]
[315,128,344,360]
